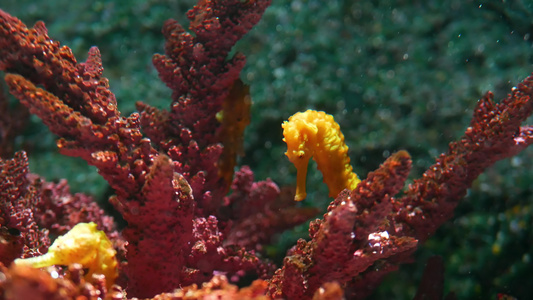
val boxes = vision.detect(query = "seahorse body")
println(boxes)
[14,222,117,289]
[282,110,360,201]
[217,79,252,186]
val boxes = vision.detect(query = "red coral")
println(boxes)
[31,177,116,237]
[139,0,271,215]
[267,151,417,299]
[187,215,274,285]
[224,166,319,251]
[114,154,196,297]
[0,152,49,264]
[395,81,533,242]
[2,0,533,299]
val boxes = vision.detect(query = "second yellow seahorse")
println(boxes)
[282,109,360,201]
[14,222,118,289]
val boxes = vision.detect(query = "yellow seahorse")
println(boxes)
[14,222,118,289]
[282,110,360,201]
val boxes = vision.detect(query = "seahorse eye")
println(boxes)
[8,227,20,236]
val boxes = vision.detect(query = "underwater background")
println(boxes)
[1,0,532,298]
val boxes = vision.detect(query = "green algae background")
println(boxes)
[1,0,532,298]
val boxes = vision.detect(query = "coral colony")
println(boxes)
[0,0,532,299]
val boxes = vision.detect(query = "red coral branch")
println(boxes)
[115,154,196,296]
[224,166,319,252]
[139,0,271,215]
[348,75,533,298]
[267,151,416,299]
[0,152,49,264]
[394,76,533,243]
[31,177,116,237]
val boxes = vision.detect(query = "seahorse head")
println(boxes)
[282,112,318,162]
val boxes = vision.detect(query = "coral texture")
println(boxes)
[0,0,532,299]
[0,152,49,264]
